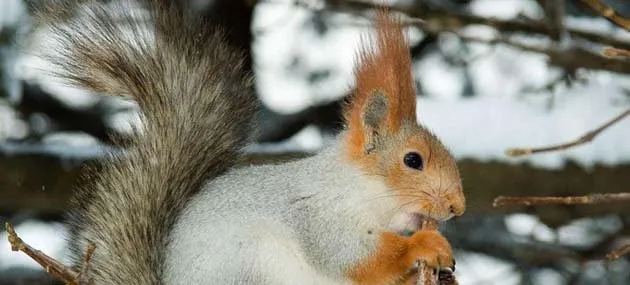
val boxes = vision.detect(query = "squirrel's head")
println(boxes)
[342,10,465,223]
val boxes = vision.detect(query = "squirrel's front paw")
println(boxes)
[406,230,453,270]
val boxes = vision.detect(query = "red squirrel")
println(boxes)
[36,0,465,284]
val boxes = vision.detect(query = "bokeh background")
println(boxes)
[1,0,630,284]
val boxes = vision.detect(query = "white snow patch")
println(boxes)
[0,0,28,103]
[468,0,543,20]
[0,104,28,140]
[455,252,521,285]
[249,124,325,154]
[565,16,630,42]
[42,132,100,148]
[414,53,466,99]
[505,214,555,242]
[253,2,367,114]
[0,0,27,29]
[107,109,142,136]
[17,26,102,109]
[557,215,623,247]
[533,268,564,285]
[532,222,556,243]
[419,80,630,169]
[467,43,555,98]
[505,214,539,236]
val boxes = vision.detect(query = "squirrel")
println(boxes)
[38,0,465,284]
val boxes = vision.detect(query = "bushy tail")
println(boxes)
[39,0,255,284]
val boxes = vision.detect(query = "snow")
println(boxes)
[0,0,27,103]
[10,0,629,170]
[455,252,521,284]
[566,16,630,42]
[468,0,543,20]
[253,1,367,114]
[505,213,539,236]
[532,269,565,285]
[505,213,556,242]
[251,0,630,170]
[248,124,325,154]
[414,52,468,99]
[557,215,623,247]
[0,0,26,29]
[0,104,28,140]
[420,81,630,169]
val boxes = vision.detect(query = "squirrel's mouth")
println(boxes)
[388,212,439,236]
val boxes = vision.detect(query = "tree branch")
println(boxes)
[606,244,630,261]
[505,109,630,157]
[5,222,95,285]
[327,0,630,50]
[604,47,630,58]
[581,0,630,31]
[317,0,630,74]
[493,193,630,207]
[409,219,457,285]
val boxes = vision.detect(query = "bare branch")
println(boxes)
[327,0,630,51]
[493,193,630,207]
[415,260,438,285]
[581,0,630,31]
[77,242,96,284]
[544,0,567,42]
[316,0,630,74]
[606,244,630,261]
[604,47,630,58]
[409,219,457,285]
[506,109,630,157]
[5,222,95,285]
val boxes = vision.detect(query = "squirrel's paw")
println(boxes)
[406,230,454,270]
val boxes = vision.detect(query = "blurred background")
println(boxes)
[1,0,630,284]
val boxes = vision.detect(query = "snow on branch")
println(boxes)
[304,0,630,74]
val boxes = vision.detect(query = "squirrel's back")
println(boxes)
[38,0,255,284]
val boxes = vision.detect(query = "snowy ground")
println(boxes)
[2,0,630,284]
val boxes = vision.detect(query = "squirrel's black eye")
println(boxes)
[403,152,424,170]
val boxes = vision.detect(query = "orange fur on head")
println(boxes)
[344,10,416,160]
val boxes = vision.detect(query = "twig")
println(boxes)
[606,244,630,261]
[581,0,630,31]
[5,222,95,285]
[411,219,458,285]
[603,47,630,58]
[6,222,80,283]
[493,193,630,207]
[412,260,458,285]
[77,242,96,284]
[505,109,630,157]
[415,260,438,285]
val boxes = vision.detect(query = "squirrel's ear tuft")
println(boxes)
[344,9,416,156]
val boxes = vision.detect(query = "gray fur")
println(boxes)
[363,91,388,130]
[362,91,388,154]
[41,0,255,284]
[166,141,400,284]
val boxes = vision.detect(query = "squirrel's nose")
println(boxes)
[447,193,466,217]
